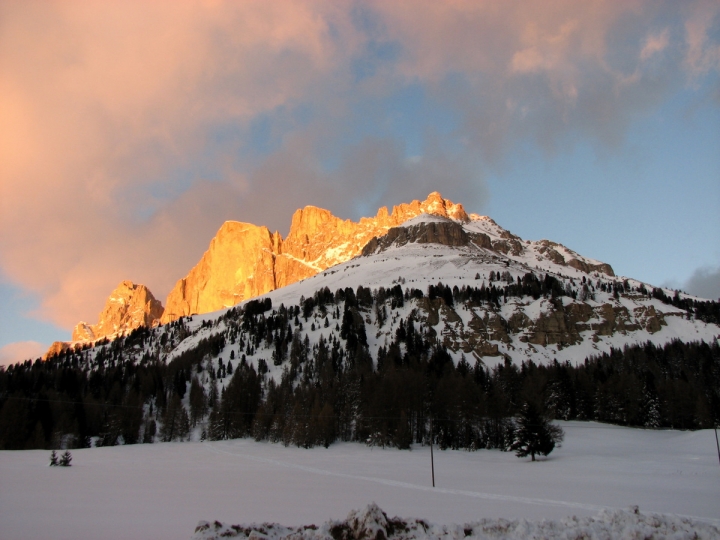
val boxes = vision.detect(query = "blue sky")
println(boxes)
[1,1,719,364]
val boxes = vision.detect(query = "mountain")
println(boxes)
[50,192,719,369]
[61,192,471,346]
[160,191,469,324]
[71,280,164,342]
[257,212,716,367]
[15,193,719,451]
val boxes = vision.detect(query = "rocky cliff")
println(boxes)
[71,281,164,342]
[160,192,471,323]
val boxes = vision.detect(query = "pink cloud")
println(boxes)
[0,1,358,329]
[0,0,716,335]
[0,341,46,367]
[640,29,670,61]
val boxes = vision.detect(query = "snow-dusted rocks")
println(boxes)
[193,503,720,540]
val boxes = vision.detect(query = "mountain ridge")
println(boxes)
[160,191,472,324]
[53,190,704,364]
[58,192,476,349]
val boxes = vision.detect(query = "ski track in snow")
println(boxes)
[203,441,720,526]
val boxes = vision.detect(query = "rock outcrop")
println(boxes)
[161,192,471,323]
[71,281,164,342]
[362,216,499,255]
[161,222,284,323]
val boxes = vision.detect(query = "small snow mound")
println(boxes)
[343,503,389,540]
[192,504,720,540]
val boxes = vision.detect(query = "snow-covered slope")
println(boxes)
[2,423,719,540]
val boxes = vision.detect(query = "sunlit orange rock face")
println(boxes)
[71,280,164,341]
[160,192,469,323]
[62,192,469,348]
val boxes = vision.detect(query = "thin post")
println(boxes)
[430,418,435,488]
[715,426,720,467]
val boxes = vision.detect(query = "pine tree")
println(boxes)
[510,402,564,461]
[177,407,191,441]
[189,376,207,427]
[59,450,72,467]
[49,450,58,466]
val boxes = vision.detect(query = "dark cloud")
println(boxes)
[685,266,720,301]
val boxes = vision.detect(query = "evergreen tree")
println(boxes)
[49,450,58,466]
[510,402,564,461]
[177,407,191,441]
[59,450,72,466]
[159,394,186,442]
[189,376,207,426]
[142,419,156,443]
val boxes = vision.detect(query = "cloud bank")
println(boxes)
[1,0,718,331]
[685,266,720,301]
[0,341,45,368]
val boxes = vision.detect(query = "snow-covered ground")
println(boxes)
[194,504,720,540]
[1,422,719,540]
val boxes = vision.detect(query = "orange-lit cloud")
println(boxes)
[0,1,717,333]
[0,341,45,367]
[0,1,357,328]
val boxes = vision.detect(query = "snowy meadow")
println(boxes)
[1,422,719,539]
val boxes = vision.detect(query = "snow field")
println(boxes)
[1,422,719,540]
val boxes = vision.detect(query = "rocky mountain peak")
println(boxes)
[71,280,164,342]
[387,191,470,224]
[286,206,345,242]
[160,221,280,324]
[158,192,470,324]
[67,191,614,342]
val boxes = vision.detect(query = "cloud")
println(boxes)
[0,1,718,333]
[0,1,358,328]
[641,29,670,61]
[372,0,719,153]
[684,1,720,77]
[684,266,720,301]
[0,341,46,368]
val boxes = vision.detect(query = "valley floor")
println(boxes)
[1,422,719,540]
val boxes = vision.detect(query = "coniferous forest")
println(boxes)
[1,281,719,451]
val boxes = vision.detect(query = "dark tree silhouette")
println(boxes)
[511,402,564,461]
[59,450,72,467]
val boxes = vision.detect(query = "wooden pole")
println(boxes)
[430,418,435,488]
[715,426,720,467]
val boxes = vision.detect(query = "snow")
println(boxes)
[194,504,720,540]
[1,422,719,539]
[401,213,455,226]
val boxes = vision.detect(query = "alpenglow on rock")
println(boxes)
[71,281,164,341]
[160,192,471,323]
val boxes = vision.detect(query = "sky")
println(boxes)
[1,0,719,365]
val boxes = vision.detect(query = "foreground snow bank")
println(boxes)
[194,503,720,540]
